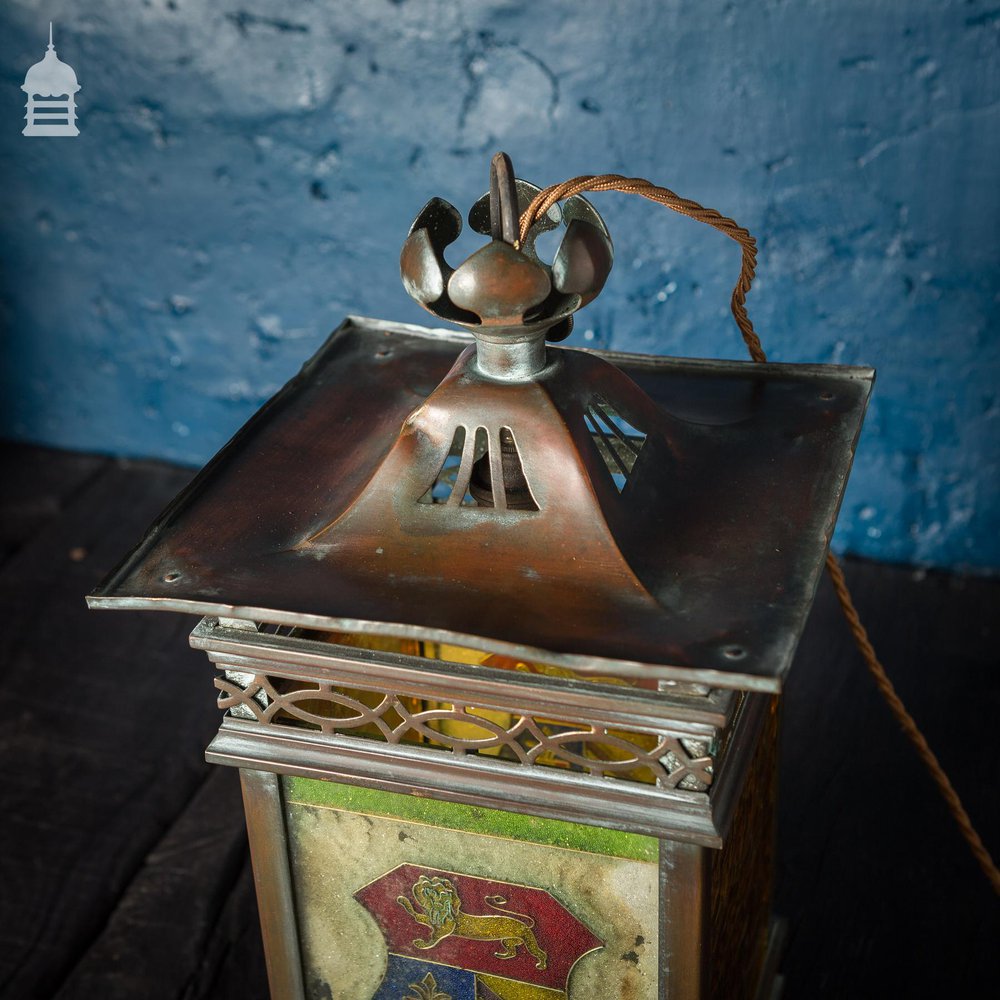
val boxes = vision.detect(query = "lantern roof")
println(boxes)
[90,310,872,692]
[91,155,873,692]
[22,24,80,95]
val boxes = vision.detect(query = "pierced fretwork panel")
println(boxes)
[216,672,713,790]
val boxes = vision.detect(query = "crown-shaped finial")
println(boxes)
[400,152,613,379]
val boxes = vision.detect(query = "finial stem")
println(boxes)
[489,152,518,246]
[474,333,548,382]
[48,22,54,50]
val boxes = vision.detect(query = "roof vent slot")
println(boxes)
[419,425,476,505]
[584,396,647,493]
[418,426,537,511]
[470,427,538,511]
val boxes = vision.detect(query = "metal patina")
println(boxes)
[89,274,872,690]
[89,154,872,998]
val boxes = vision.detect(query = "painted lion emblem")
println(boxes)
[396,875,548,969]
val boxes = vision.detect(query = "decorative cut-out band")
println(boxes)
[216,671,713,791]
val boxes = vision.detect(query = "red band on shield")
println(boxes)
[356,864,602,991]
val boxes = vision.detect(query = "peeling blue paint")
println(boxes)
[1,0,997,572]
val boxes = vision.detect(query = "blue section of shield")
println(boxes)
[373,954,477,999]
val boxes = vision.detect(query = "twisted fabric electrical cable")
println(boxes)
[520,175,1000,896]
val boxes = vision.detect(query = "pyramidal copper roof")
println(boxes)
[90,314,872,692]
[91,155,873,691]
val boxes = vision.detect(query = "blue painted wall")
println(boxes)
[1,0,997,571]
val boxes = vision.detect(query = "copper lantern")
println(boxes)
[89,155,873,999]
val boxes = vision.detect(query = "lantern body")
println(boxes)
[204,620,780,1000]
[91,318,872,998]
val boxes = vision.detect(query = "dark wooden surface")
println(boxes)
[0,440,996,999]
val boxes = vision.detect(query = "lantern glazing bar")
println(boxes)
[240,769,306,999]
[208,718,729,845]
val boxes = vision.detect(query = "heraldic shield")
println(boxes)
[281,777,659,998]
[356,865,603,999]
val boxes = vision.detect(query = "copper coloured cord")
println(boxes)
[518,173,766,361]
[520,176,1000,896]
[823,551,1000,894]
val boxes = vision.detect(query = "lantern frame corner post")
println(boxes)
[660,838,710,999]
[702,695,785,1000]
[657,695,784,1000]
[239,767,306,1000]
